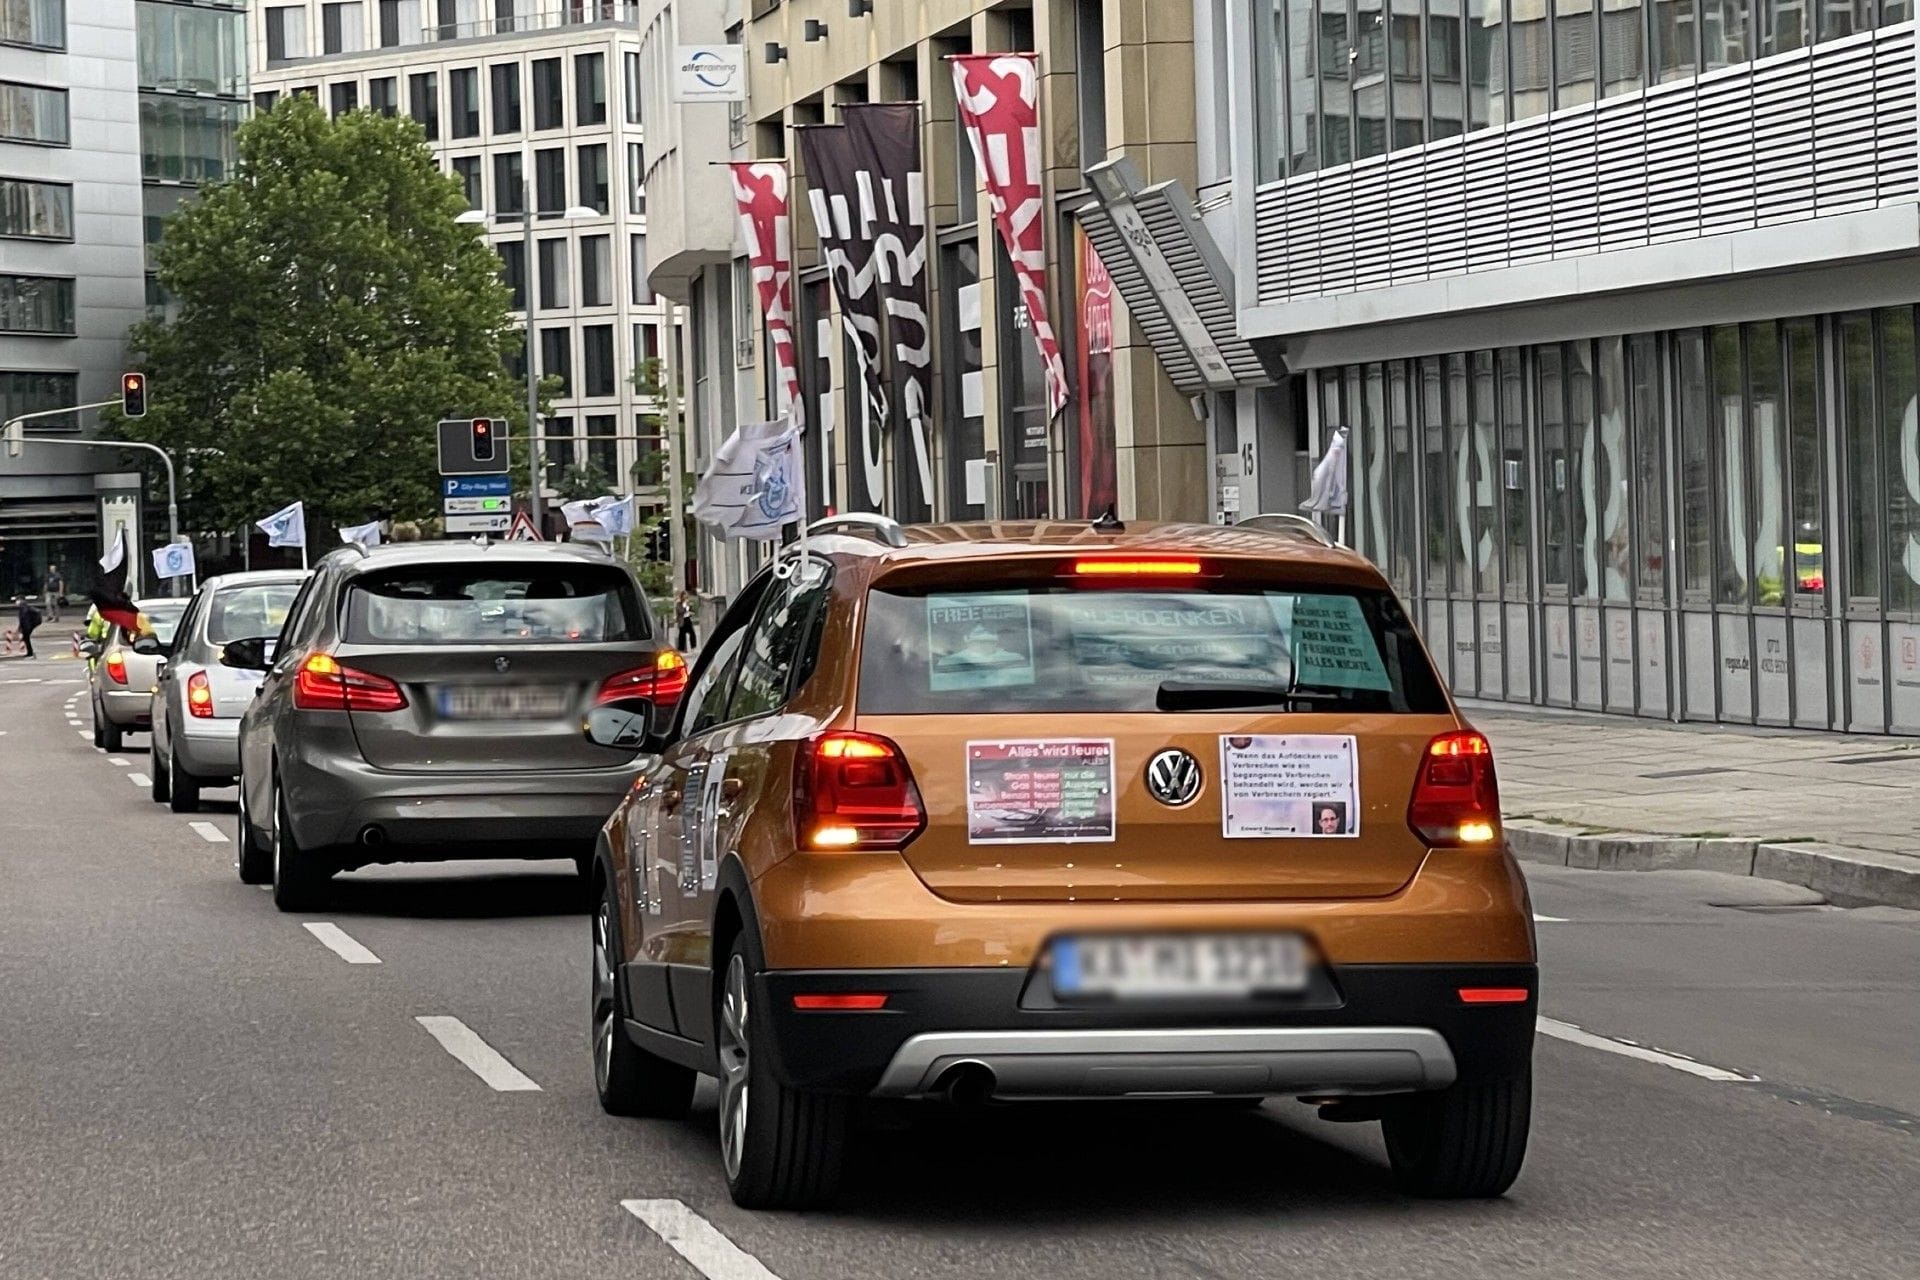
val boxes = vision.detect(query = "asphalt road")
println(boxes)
[2,654,1917,1280]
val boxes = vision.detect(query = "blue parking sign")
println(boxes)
[444,475,512,499]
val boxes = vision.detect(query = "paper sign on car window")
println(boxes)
[927,593,1036,692]
[1282,594,1392,692]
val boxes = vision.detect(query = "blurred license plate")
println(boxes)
[1052,934,1307,999]
[436,685,569,720]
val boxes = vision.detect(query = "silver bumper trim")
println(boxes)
[871,1026,1457,1100]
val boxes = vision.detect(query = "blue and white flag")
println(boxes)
[594,496,637,537]
[255,501,306,549]
[691,417,803,541]
[151,541,195,581]
[339,520,382,549]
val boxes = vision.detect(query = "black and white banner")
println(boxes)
[842,103,933,523]
[795,123,889,515]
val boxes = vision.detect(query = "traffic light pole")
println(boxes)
[3,403,183,586]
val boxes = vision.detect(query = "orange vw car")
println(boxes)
[585,515,1535,1209]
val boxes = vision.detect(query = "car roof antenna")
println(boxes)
[1091,505,1125,533]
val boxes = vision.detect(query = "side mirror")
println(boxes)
[219,636,275,673]
[585,700,655,751]
[80,639,102,659]
[130,634,167,657]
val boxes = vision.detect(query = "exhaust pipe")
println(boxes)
[358,825,387,848]
[936,1062,996,1108]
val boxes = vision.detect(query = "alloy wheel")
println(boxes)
[592,902,618,1095]
[717,953,751,1181]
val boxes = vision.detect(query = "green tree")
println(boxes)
[111,96,524,539]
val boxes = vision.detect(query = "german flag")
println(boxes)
[88,528,142,633]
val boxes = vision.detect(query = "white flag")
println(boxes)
[99,527,127,574]
[593,496,637,536]
[339,520,382,548]
[1301,426,1349,516]
[151,541,195,581]
[692,418,804,541]
[256,501,307,549]
[560,498,598,527]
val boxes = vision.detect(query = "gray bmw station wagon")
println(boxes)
[226,541,686,910]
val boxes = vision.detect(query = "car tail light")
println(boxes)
[1458,987,1531,1005]
[103,652,128,685]
[596,650,688,707]
[1069,556,1204,578]
[293,651,407,713]
[186,670,215,719]
[1408,730,1501,848]
[793,731,926,852]
[791,993,889,1011]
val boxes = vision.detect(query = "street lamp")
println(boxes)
[457,193,602,533]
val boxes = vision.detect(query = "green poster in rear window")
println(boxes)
[1282,594,1393,692]
[927,593,1035,691]
[966,739,1116,844]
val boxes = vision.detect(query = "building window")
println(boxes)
[626,142,646,214]
[549,414,577,469]
[580,234,611,307]
[449,67,480,138]
[538,237,570,309]
[498,239,526,311]
[629,234,649,305]
[254,90,279,112]
[452,155,481,207]
[368,77,398,117]
[624,50,641,124]
[0,370,77,438]
[322,2,364,55]
[0,82,66,146]
[586,413,617,476]
[1705,0,1752,70]
[575,52,606,126]
[264,4,307,64]
[138,95,244,184]
[138,3,245,96]
[378,0,402,47]
[540,326,572,395]
[577,143,608,213]
[583,325,616,396]
[1676,330,1713,598]
[329,82,359,116]
[490,62,521,134]
[0,0,63,50]
[409,72,438,140]
[535,146,566,212]
[532,57,564,129]
[0,275,73,335]
[493,151,524,214]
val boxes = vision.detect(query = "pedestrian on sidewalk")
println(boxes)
[14,595,42,658]
[43,564,64,622]
[674,590,698,652]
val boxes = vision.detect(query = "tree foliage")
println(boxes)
[112,97,523,539]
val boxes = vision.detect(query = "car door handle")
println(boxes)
[721,777,744,801]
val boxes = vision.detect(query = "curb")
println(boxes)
[1506,820,1920,911]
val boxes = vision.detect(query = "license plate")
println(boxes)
[436,685,570,720]
[1052,933,1307,1000]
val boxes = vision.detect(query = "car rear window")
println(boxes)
[207,583,301,644]
[343,563,647,645]
[857,583,1448,714]
[126,602,185,646]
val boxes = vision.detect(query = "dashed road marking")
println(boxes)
[622,1200,784,1280]
[415,1016,541,1092]
[108,757,130,767]
[128,772,151,787]
[1533,913,1567,923]
[1537,1016,1758,1082]
[76,730,90,739]
[189,821,228,844]
[303,922,381,965]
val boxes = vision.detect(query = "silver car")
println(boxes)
[88,597,188,752]
[149,570,309,812]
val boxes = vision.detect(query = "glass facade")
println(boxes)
[0,80,66,145]
[138,1,245,96]
[1257,0,1920,178]
[1318,307,1920,730]
[138,94,244,183]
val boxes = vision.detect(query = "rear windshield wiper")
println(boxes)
[1155,680,1346,712]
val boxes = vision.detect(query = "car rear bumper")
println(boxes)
[754,964,1535,1099]
[100,688,152,728]
[174,718,240,778]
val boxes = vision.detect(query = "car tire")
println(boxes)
[167,745,201,814]
[235,776,272,885]
[91,698,104,749]
[1382,1070,1531,1199]
[592,879,695,1120]
[270,776,331,912]
[150,743,172,803]
[101,712,121,754]
[716,930,849,1210]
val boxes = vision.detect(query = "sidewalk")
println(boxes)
[1465,702,1920,909]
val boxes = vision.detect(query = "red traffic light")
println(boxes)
[470,417,496,462]
[121,372,147,418]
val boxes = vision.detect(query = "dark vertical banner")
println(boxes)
[795,123,889,515]
[843,102,933,524]
[1074,225,1117,518]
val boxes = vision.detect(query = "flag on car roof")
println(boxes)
[256,500,306,549]
[88,527,141,633]
[339,520,381,549]
[691,417,803,542]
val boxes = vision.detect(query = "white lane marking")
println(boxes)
[303,922,382,965]
[127,772,151,787]
[254,883,271,892]
[108,756,130,767]
[1533,913,1567,923]
[1537,1016,1758,1082]
[76,730,90,739]
[189,821,228,844]
[622,1200,784,1280]
[415,1016,541,1092]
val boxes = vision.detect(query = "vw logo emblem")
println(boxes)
[1145,749,1202,807]
[493,656,511,674]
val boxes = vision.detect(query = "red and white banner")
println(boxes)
[951,53,1070,418]
[728,162,803,433]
